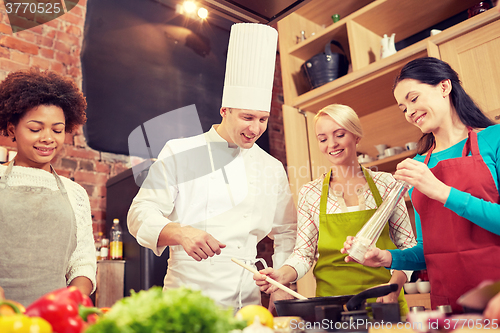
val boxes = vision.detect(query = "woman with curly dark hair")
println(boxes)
[0,68,96,306]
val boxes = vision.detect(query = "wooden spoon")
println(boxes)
[231,258,308,300]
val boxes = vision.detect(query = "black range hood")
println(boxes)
[199,0,313,24]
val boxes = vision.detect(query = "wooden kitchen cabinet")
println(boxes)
[278,0,500,203]
[96,260,125,308]
[404,293,432,310]
[277,0,500,295]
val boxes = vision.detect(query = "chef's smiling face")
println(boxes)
[218,107,269,149]
[7,104,66,172]
[315,115,359,166]
[394,78,452,134]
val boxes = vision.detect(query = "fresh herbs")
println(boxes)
[85,287,246,333]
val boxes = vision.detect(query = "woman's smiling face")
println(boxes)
[7,105,66,172]
[315,115,359,166]
[394,78,451,134]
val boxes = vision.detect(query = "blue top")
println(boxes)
[389,124,500,270]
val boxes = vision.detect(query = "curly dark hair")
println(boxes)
[0,68,87,137]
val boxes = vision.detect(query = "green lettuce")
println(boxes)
[86,287,246,333]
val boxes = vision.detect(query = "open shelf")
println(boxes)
[362,150,417,173]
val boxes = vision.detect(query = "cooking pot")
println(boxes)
[274,284,398,323]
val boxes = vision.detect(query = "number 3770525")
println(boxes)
[442,319,498,330]
[5,2,62,14]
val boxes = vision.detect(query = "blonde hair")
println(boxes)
[314,104,363,138]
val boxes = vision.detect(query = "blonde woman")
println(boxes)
[254,104,416,314]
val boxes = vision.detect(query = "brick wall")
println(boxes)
[0,1,287,245]
[0,0,139,235]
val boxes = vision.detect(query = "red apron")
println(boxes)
[412,129,500,313]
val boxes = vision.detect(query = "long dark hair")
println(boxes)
[393,57,494,155]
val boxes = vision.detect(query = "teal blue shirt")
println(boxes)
[389,124,500,270]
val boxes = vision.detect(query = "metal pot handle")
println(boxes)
[345,284,398,311]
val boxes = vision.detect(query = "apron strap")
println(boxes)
[0,160,14,188]
[462,127,480,157]
[362,166,383,208]
[424,145,434,165]
[320,167,383,214]
[236,258,268,310]
[425,127,479,165]
[319,171,331,216]
[0,162,67,194]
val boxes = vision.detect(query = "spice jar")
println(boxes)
[100,238,109,260]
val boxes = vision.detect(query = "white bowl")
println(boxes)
[404,282,418,294]
[416,281,431,293]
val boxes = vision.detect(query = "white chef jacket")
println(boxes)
[127,126,297,309]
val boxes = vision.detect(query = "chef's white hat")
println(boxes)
[221,23,278,112]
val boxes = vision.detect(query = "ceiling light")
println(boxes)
[197,7,208,19]
[183,1,197,14]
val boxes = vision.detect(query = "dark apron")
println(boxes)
[412,129,500,313]
[313,167,408,314]
[0,162,77,307]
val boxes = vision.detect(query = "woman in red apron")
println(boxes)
[343,57,500,313]
[254,104,416,315]
[0,69,95,306]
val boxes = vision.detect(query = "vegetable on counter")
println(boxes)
[0,300,26,316]
[85,286,246,333]
[0,314,53,333]
[0,299,52,333]
[24,286,100,333]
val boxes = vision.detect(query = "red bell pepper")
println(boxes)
[25,286,100,333]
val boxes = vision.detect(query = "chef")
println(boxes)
[127,23,297,310]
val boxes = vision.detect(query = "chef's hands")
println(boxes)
[0,286,4,300]
[341,236,393,267]
[394,158,451,204]
[484,292,500,321]
[178,225,226,261]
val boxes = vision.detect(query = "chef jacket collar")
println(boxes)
[209,125,242,150]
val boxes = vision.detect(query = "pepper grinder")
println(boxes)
[347,181,411,263]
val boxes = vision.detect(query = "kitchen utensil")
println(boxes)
[0,147,7,163]
[416,281,431,293]
[301,40,349,90]
[374,144,388,155]
[405,142,418,151]
[436,305,452,314]
[231,258,307,300]
[347,181,411,263]
[404,282,418,294]
[384,146,404,157]
[409,306,426,313]
[357,154,374,164]
[274,284,398,323]
[371,302,400,322]
[380,33,396,59]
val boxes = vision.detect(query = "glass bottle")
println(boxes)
[101,238,109,260]
[347,181,411,263]
[94,231,103,260]
[110,218,123,260]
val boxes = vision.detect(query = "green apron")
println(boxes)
[313,167,408,315]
